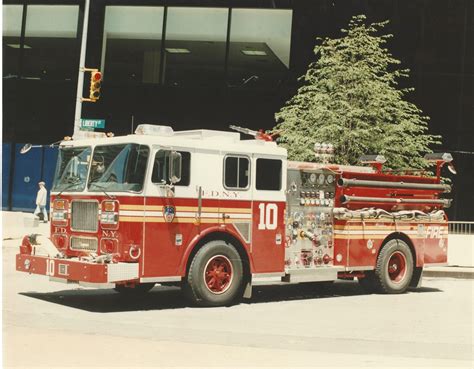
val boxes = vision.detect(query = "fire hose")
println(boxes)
[333,208,445,221]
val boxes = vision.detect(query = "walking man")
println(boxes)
[34,181,48,222]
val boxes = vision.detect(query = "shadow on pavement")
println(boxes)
[20,281,442,313]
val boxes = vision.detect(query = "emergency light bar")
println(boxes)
[135,124,174,136]
[424,152,456,177]
[359,155,386,173]
[423,153,453,162]
[358,155,387,164]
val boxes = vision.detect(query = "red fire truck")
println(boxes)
[16,124,452,306]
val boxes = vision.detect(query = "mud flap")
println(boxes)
[243,281,252,299]
[410,267,423,288]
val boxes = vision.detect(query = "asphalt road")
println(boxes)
[3,241,473,369]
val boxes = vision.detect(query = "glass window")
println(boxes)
[103,6,164,85]
[3,5,22,37]
[3,5,23,78]
[152,150,191,186]
[53,147,92,192]
[165,7,228,86]
[228,9,292,87]
[22,5,80,81]
[224,156,249,189]
[88,144,149,192]
[256,159,282,191]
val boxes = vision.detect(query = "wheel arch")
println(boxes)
[179,227,252,283]
[380,232,417,264]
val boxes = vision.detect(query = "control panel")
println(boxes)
[285,168,336,270]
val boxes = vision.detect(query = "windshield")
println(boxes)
[88,144,149,192]
[52,146,92,192]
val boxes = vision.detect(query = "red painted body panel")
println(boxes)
[16,254,109,283]
[142,197,254,277]
[251,201,286,273]
[333,219,448,268]
[50,194,145,262]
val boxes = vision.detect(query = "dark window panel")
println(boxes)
[256,158,282,191]
[22,5,80,81]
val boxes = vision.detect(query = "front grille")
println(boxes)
[71,201,98,232]
[70,236,98,252]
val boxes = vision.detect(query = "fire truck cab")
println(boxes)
[16,124,451,306]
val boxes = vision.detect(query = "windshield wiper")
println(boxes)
[56,181,82,198]
[88,183,115,199]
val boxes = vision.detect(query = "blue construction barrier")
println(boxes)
[3,143,58,212]
[2,143,12,209]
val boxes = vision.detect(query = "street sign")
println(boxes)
[80,119,105,129]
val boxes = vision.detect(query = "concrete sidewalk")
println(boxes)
[423,266,474,279]
[2,211,50,240]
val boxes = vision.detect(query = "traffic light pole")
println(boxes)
[73,0,90,139]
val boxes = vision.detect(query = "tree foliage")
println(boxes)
[274,15,440,169]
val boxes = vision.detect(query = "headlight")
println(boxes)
[100,200,119,228]
[52,200,68,225]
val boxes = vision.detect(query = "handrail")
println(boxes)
[448,221,474,235]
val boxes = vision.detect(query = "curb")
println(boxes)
[423,269,474,279]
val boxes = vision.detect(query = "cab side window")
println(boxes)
[256,158,282,191]
[152,150,191,186]
[224,156,249,189]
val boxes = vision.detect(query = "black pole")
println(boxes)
[159,6,168,85]
[224,8,232,81]
[17,3,27,78]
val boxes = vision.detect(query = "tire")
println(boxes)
[114,282,155,296]
[185,240,244,307]
[374,239,414,294]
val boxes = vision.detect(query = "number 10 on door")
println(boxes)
[258,203,278,230]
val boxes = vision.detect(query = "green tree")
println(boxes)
[274,15,440,169]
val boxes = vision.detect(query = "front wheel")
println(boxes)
[374,239,414,294]
[185,240,243,307]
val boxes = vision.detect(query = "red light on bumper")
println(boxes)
[323,254,332,264]
[20,235,33,255]
[52,234,68,250]
[100,238,118,254]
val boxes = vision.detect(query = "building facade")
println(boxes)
[2,0,473,219]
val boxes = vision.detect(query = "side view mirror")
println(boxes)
[20,143,33,154]
[169,151,182,184]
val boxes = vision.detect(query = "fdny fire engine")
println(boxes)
[16,124,452,306]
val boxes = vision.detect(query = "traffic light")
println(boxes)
[89,71,102,101]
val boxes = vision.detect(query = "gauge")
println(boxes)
[326,174,334,184]
[317,173,325,185]
[309,173,317,183]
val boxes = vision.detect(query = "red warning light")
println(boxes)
[89,70,102,101]
[93,71,102,81]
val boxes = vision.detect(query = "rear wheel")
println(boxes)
[114,282,155,296]
[185,240,243,307]
[374,239,414,294]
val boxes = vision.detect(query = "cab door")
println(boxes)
[142,148,194,278]
[251,156,286,273]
